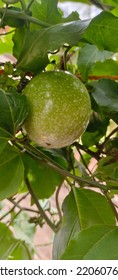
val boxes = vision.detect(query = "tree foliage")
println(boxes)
[0,0,118,260]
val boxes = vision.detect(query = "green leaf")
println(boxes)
[61,225,118,260]
[63,11,80,22]
[8,241,32,260]
[95,156,118,183]
[0,222,19,260]
[16,19,90,72]
[31,0,63,26]
[0,139,8,154]
[82,111,109,147]
[78,44,113,81]
[13,26,27,59]
[0,30,13,55]
[83,11,118,52]
[0,88,29,137]
[92,79,118,123]
[91,59,118,76]
[53,189,80,260]
[0,144,24,200]
[53,188,115,259]
[0,222,31,260]
[26,149,67,199]
[101,0,118,8]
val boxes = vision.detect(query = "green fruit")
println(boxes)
[23,71,91,148]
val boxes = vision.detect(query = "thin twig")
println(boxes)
[104,126,118,144]
[0,193,28,222]
[8,198,39,214]
[0,29,15,36]
[25,177,58,232]
[55,183,63,223]
[77,148,95,177]
[73,141,99,160]
[26,0,35,11]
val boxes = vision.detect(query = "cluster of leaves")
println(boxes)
[0,0,118,259]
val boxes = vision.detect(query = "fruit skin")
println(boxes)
[23,71,91,148]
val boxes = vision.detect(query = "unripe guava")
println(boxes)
[23,71,91,148]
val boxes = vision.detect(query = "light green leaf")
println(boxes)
[53,188,115,259]
[0,30,13,54]
[78,44,113,81]
[61,225,118,260]
[8,241,32,260]
[12,211,36,247]
[16,19,90,72]
[83,11,118,52]
[0,144,24,200]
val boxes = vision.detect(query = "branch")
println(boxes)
[20,140,108,191]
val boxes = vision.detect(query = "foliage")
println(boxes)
[0,0,118,260]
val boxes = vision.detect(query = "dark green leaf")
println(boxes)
[0,88,29,137]
[13,26,27,59]
[95,156,118,182]
[82,111,109,147]
[0,144,24,200]
[53,188,115,259]
[16,19,90,72]
[78,44,113,81]
[61,225,118,260]
[92,79,118,123]
[83,11,118,52]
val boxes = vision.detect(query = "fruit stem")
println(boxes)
[0,8,51,27]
